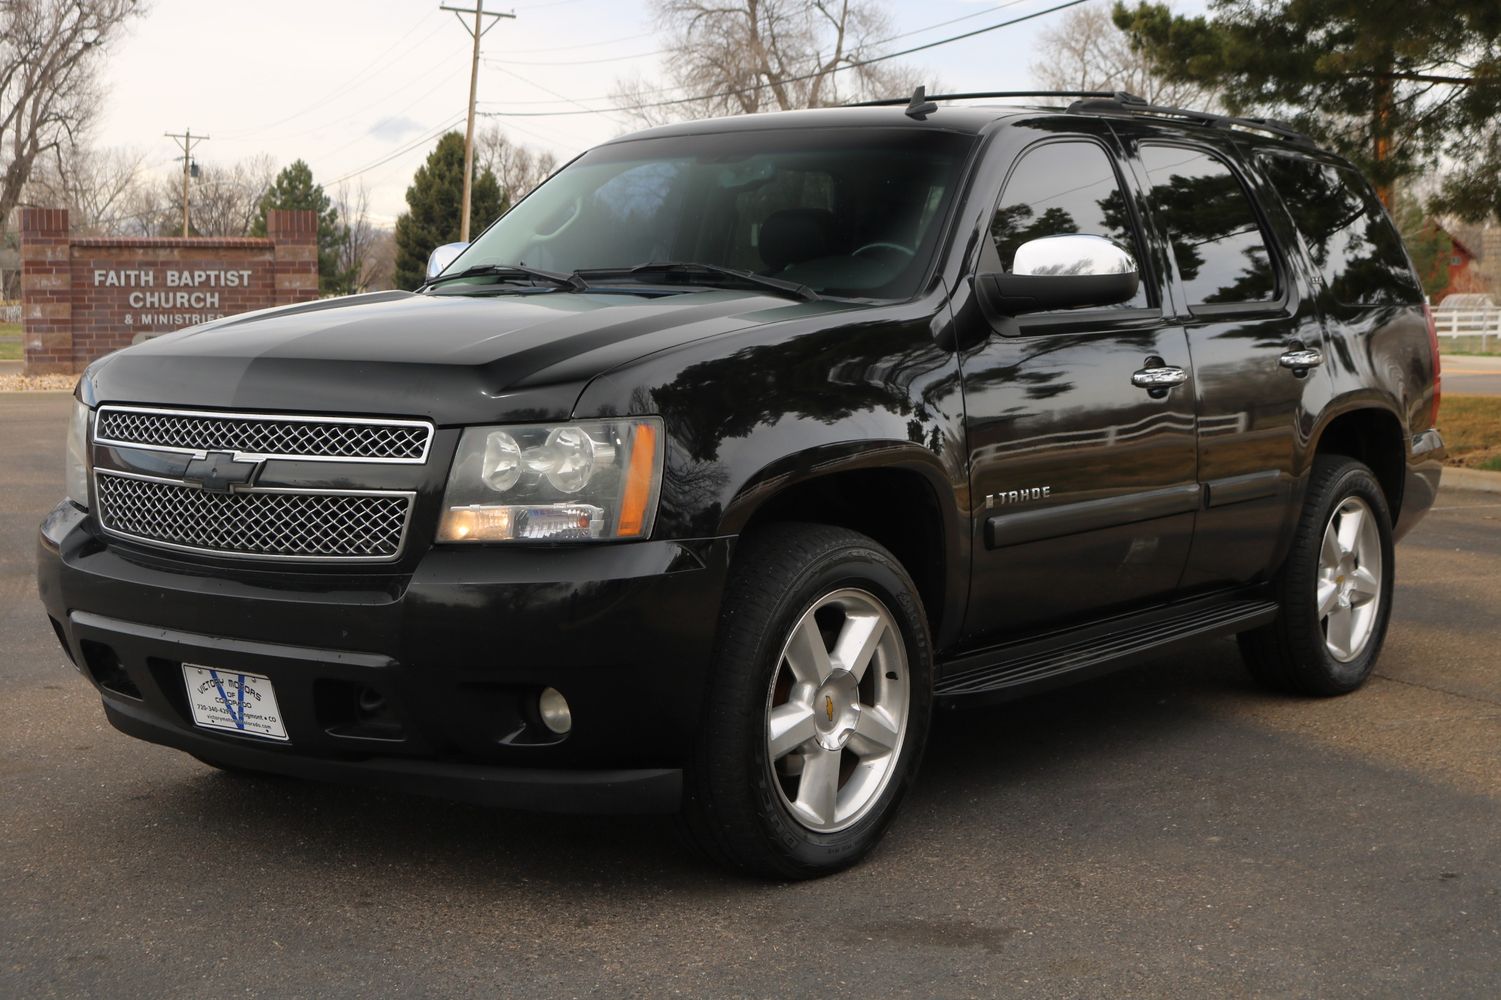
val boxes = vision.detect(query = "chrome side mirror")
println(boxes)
[978,234,1140,317]
[426,242,468,280]
[1013,234,1137,278]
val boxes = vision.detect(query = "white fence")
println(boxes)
[0,302,19,325]
[1432,308,1501,350]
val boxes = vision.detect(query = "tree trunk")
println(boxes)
[1372,63,1395,210]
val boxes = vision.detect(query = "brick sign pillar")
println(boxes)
[18,209,72,372]
[267,209,319,301]
[19,207,320,375]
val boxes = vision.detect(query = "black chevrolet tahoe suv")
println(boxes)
[38,91,1445,878]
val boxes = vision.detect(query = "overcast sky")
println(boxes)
[91,0,1209,226]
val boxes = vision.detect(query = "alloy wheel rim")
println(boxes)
[764,588,909,834]
[1317,496,1382,662]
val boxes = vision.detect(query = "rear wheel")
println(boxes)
[682,523,933,879]
[1239,456,1395,695]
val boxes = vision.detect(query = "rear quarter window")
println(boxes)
[1138,144,1278,306]
[1258,154,1423,306]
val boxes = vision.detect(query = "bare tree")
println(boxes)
[154,154,276,236]
[1,0,144,241]
[333,183,386,293]
[611,0,919,126]
[113,172,168,236]
[364,226,397,292]
[1031,4,1215,109]
[24,142,150,234]
[476,126,558,208]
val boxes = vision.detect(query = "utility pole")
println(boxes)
[165,129,209,237]
[440,1,514,242]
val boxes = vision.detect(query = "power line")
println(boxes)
[494,116,585,153]
[315,65,470,162]
[474,2,1026,75]
[477,2,1033,104]
[483,47,665,68]
[508,0,596,10]
[317,2,1081,191]
[326,113,467,186]
[218,11,447,140]
[442,0,516,241]
[478,0,1093,119]
[496,29,655,53]
[881,0,1036,44]
[490,64,633,126]
[221,48,466,148]
[468,0,1032,110]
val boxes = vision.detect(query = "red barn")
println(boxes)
[1431,224,1487,302]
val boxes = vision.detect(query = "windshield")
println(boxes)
[445,127,977,300]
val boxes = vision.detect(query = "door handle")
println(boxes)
[1279,348,1324,372]
[1131,365,1189,390]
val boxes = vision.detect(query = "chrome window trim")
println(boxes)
[93,468,417,564]
[93,404,435,465]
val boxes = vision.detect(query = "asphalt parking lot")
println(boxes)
[3,390,1499,999]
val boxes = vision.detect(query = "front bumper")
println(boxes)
[38,501,731,814]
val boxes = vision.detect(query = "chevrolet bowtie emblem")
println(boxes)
[825,695,835,723]
[184,451,262,494]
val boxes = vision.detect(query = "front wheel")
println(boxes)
[682,523,933,879]
[1239,456,1395,695]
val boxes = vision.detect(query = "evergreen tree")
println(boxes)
[1113,1,1501,220]
[251,159,351,294]
[393,132,505,290]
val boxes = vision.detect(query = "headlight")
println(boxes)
[437,418,663,543]
[65,400,91,509]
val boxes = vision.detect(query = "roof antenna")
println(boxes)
[904,85,939,120]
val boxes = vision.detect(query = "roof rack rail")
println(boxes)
[1066,95,1314,145]
[848,88,1147,114]
[848,86,1314,145]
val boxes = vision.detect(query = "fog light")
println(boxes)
[538,686,572,735]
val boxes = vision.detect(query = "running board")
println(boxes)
[935,591,1279,701]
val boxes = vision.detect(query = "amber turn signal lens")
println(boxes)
[615,422,658,537]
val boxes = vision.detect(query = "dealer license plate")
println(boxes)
[181,664,289,741]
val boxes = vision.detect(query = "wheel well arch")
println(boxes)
[734,466,951,640]
[1310,405,1407,519]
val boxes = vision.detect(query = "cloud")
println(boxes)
[366,116,425,142]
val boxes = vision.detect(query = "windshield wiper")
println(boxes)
[572,261,820,302]
[421,263,588,292]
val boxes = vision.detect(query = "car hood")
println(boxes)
[82,288,847,424]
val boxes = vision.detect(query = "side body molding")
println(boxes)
[985,483,1202,549]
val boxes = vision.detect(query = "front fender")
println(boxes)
[717,438,959,537]
[571,295,971,646]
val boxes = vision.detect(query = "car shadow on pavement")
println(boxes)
[124,638,1261,894]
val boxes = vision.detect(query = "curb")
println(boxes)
[1442,466,1501,494]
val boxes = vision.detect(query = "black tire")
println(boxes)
[1238,456,1395,696]
[682,523,934,879]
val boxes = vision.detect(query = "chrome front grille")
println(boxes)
[95,406,432,463]
[95,472,414,562]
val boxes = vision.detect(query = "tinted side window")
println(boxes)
[991,140,1147,308]
[1258,154,1422,306]
[1138,145,1276,306]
